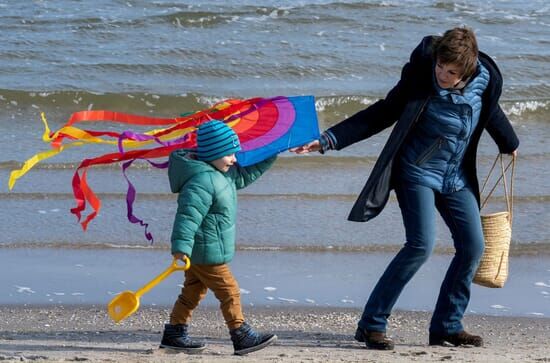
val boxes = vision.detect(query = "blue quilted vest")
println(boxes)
[398,61,490,193]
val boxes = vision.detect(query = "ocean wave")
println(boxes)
[1,240,548,256]
[2,191,550,204]
[1,152,548,172]
[1,89,548,123]
[501,99,550,120]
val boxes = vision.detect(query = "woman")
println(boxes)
[292,27,519,349]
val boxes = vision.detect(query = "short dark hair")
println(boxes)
[432,27,479,80]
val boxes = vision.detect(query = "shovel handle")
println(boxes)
[135,256,190,297]
[172,255,191,271]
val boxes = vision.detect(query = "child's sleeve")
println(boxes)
[229,155,277,190]
[170,176,213,256]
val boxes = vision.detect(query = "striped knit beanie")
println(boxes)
[196,120,241,161]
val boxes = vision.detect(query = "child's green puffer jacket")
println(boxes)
[168,149,275,265]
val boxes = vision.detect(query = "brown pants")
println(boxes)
[169,263,244,330]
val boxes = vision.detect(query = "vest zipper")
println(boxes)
[415,137,444,166]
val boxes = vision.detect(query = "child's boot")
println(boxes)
[159,323,206,353]
[230,322,277,355]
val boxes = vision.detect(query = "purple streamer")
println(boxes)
[121,158,168,244]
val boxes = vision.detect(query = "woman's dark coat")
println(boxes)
[327,36,519,222]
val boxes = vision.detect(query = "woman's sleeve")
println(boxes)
[485,104,520,153]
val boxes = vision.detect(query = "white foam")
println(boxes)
[264,286,277,292]
[535,282,550,288]
[53,292,65,296]
[490,304,508,310]
[71,292,84,296]
[278,297,298,303]
[315,96,374,112]
[503,100,549,117]
[240,288,251,294]
[305,298,315,304]
[340,299,354,304]
[528,312,545,316]
[14,285,35,294]
[266,296,274,301]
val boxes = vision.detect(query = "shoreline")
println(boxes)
[2,248,549,318]
[2,242,550,256]
[1,305,549,362]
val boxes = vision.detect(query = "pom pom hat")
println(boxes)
[196,120,241,161]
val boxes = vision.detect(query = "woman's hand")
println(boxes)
[289,140,321,154]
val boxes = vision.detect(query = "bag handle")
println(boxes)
[480,153,516,225]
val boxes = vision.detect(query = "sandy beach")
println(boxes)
[1,305,548,362]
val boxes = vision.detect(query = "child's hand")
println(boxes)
[173,252,188,261]
[290,140,321,154]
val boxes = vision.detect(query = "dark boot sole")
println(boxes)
[429,339,456,347]
[365,341,394,350]
[429,339,482,347]
[234,335,277,356]
[429,334,483,347]
[159,344,207,354]
[355,329,394,350]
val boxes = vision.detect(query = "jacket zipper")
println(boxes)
[410,97,430,129]
[415,137,443,166]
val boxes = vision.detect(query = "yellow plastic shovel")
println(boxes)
[107,256,190,323]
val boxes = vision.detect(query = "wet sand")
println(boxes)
[1,305,549,362]
[2,248,549,317]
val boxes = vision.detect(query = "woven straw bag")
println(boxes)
[473,154,516,288]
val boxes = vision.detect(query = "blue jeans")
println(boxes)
[358,182,484,334]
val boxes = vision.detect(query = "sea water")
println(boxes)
[0,0,548,317]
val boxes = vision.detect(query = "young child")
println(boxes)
[160,120,277,355]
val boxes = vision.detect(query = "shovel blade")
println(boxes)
[107,291,140,323]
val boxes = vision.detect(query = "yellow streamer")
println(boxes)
[9,113,196,190]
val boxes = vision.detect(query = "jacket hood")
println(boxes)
[168,149,215,193]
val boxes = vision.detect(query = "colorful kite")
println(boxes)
[8,96,319,243]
